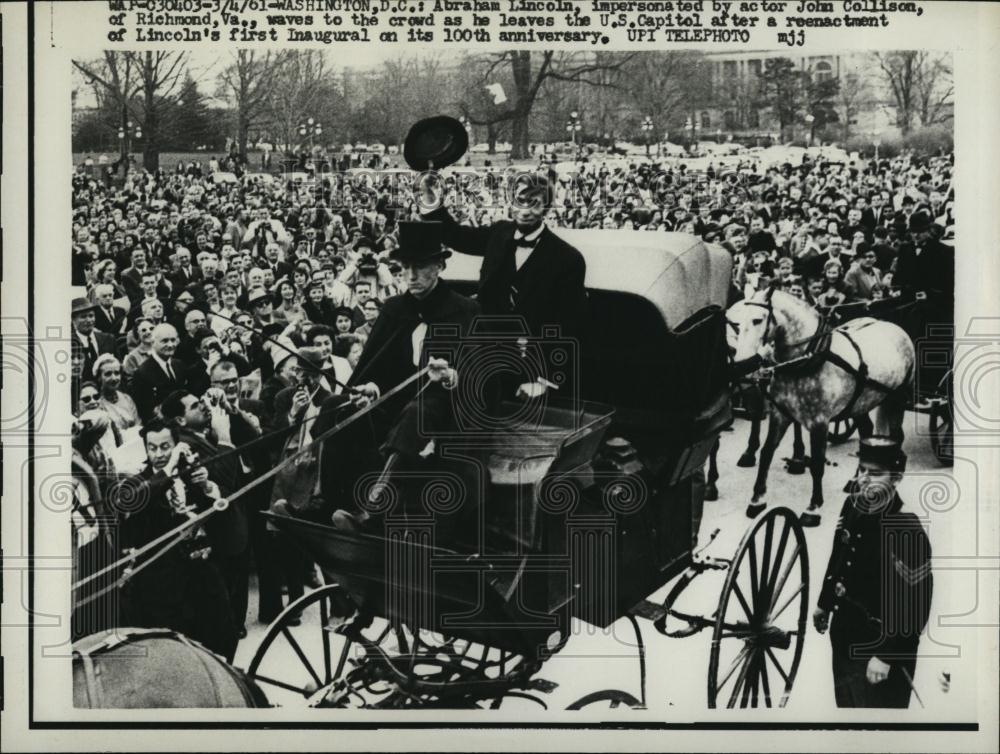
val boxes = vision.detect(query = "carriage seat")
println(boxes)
[484,400,615,486]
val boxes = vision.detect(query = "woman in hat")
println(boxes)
[299,279,334,327]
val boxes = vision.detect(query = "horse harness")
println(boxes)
[741,298,899,423]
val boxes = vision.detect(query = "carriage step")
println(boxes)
[629,600,668,622]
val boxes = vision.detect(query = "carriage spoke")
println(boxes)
[717,645,751,691]
[252,673,311,696]
[764,519,791,612]
[333,638,352,682]
[759,656,773,708]
[770,582,805,623]
[281,626,323,689]
[765,646,790,685]
[727,651,753,709]
[757,517,775,620]
[748,537,759,613]
[732,581,754,621]
[749,652,760,708]
[768,544,801,615]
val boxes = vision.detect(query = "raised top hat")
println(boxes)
[858,436,907,472]
[72,297,97,316]
[390,221,451,265]
[403,116,469,171]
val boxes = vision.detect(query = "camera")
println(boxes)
[358,251,378,275]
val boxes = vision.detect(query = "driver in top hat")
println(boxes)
[813,436,933,708]
[418,169,588,399]
[310,221,480,532]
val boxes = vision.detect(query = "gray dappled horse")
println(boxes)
[725,288,914,526]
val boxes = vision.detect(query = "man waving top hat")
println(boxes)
[416,139,588,400]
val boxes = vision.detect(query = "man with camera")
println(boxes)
[159,385,254,640]
[113,419,238,661]
[813,437,933,707]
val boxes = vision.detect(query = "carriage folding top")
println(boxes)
[264,232,736,668]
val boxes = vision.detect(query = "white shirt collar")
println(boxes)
[151,351,173,375]
[513,224,544,243]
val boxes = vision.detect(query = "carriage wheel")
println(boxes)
[708,507,809,709]
[827,417,857,444]
[245,583,361,702]
[929,400,954,467]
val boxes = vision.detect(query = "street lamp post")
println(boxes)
[641,116,654,158]
[566,110,582,155]
[716,127,722,144]
[117,120,142,171]
[298,116,322,153]
[872,132,882,162]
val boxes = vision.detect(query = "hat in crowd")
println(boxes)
[403,115,469,171]
[333,306,355,321]
[858,436,907,472]
[908,210,934,233]
[297,345,326,373]
[630,207,654,226]
[247,287,272,308]
[305,278,325,293]
[72,297,97,316]
[265,336,299,369]
[390,221,450,265]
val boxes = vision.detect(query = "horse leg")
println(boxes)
[842,411,873,493]
[800,425,829,527]
[787,423,806,474]
[705,436,720,501]
[873,383,910,445]
[737,417,762,467]
[747,411,791,518]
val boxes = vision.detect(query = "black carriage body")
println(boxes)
[269,231,734,653]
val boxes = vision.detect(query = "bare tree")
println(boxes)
[264,51,330,154]
[624,52,708,138]
[914,53,953,128]
[836,72,871,140]
[74,51,188,172]
[458,51,634,159]
[218,50,289,161]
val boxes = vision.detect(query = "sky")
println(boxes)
[72,47,467,109]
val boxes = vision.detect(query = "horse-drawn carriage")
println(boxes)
[245,231,811,711]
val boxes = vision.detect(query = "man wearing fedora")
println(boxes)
[312,221,478,533]
[72,297,116,379]
[813,436,933,708]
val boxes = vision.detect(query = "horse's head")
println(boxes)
[726,288,777,362]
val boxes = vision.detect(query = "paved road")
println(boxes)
[232,411,972,715]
